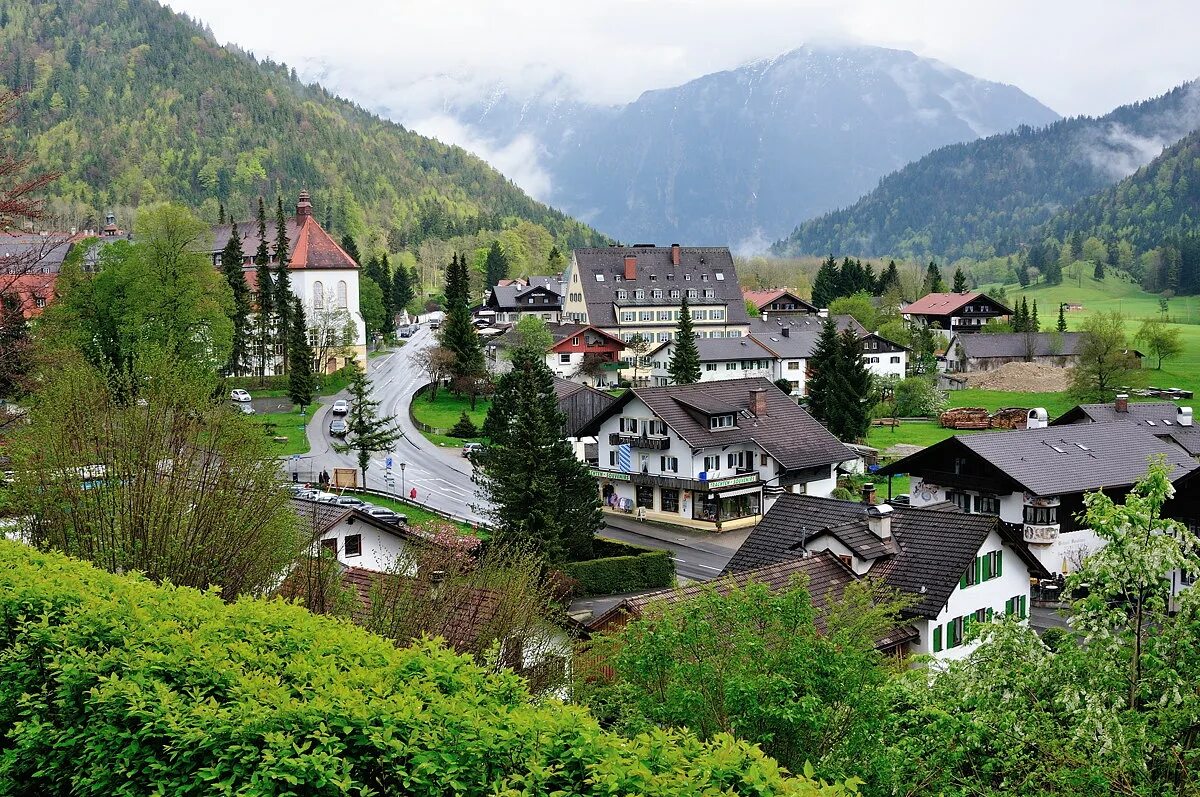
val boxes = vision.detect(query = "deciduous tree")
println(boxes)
[1136,317,1183,369]
[1070,311,1141,401]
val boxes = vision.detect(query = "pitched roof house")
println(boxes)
[1051,398,1200,458]
[903,291,1011,335]
[944,331,1110,373]
[742,288,819,316]
[723,493,1048,660]
[578,378,854,530]
[485,322,625,387]
[485,277,565,324]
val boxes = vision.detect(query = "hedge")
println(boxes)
[0,542,851,796]
[563,549,676,597]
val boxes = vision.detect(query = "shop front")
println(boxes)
[693,474,763,525]
[590,468,763,531]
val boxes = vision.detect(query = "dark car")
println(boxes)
[329,418,349,437]
[363,506,407,526]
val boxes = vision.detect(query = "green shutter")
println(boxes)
[1005,597,1013,615]
[933,625,942,652]
[975,556,983,584]
[1020,595,1027,620]
[987,607,994,621]
[960,573,967,590]
[995,550,1003,578]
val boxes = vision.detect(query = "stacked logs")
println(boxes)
[939,406,1029,430]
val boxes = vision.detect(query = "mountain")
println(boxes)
[444,45,1059,250]
[1042,127,1200,252]
[774,81,1200,260]
[0,0,604,253]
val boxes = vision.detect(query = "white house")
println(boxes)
[575,378,854,531]
[646,336,778,387]
[485,323,625,387]
[722,490,1048,661]
[292,498,420,573]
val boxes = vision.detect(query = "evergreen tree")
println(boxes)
[812,255,840,308]
[805,316,843,433]
[952,267,968,293]
[1013,298,1029,333]
[1016,262,1030,287]
[547,245,565,274]
[391,262,415,314]
[286,297,316,409]
[440,252,486,407]
[217,202,224,225]
[484,240,509,289]
[879,260,900,294]
[1094,259,1106,280]
[476,347,600,564]
[1057,303,1068,332]
[323,199,332,232]
[253,198,274,381]
[220,221,251,375]
[273,196,293,373]
[333,359,403,485]
[838,328,872,443]
[924,261,946,294]
[378,253,396,336]
[863,261,878,296]
[668,296,701,384]
[340,234,361,266]
[839,257,865,297]
[1030,299,1040,332]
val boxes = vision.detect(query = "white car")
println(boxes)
[331,399,350,415]
[230,389,251,402]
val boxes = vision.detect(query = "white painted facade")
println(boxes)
[315,513,416,574]
[863,348,906,380]
[645,341,777,388]
[296,270,368,369]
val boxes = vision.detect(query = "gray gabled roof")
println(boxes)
[572,246,749,327]
[650,335,777,362]
[881,422,1198,496]
[553,377,618,438]
[578,378,854,472]
[953,332,1085,359]
[1052,401,1200,457]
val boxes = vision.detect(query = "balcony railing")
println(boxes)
[609,433,671,450]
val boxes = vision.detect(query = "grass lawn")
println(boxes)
[411,391,491,444]
[250,403,318,456]
[345,491,481,537]
[944,389,1077,418]
[867,421,964,450]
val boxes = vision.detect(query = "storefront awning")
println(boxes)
[713,485,762,499]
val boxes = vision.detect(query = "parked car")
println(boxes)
[333,495,369,509]
[329,418,349,437]
[462,442,484,460]
[428,320,441,330]
[363,506,407,526]
[230,389,251,402]
[237,403,256,415]
[331,399,349,415]
[310,491,339,503]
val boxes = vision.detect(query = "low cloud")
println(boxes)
[409,115,554,202]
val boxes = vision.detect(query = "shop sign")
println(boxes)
[706,473,758,490]
[590,468,630,481]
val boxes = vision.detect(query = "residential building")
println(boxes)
[646,336,778,387]
[722,491,1049,661]
[855,332,908,380]
[585,551,917,656]
[561,245,751,356]
[484,276,564,324]
[944,332,1092,373]
[292,497,420,573]
[576,378,854,531]
[554,376,617,463]
[484,323,625,386]
[877,421,1200,574]
[1051,397,1200,460]
[209,191,366,373]
[742,288,819,317]
[0,233,78,319]
[903,291,1011,336]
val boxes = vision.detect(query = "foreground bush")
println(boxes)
[0,542,854,796]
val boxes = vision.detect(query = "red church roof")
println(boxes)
[211,191,359,271]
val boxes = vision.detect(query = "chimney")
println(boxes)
[781,327,790,338]
[623,254,637,281]
[1115,393,1129,413]
[671,243,681,266]
[1180,406,1194,427]
[296,189,313,220]
[749,387,768,417]
[1026,407,1048,429]
[867,503,893,539]
[861,482,877,505]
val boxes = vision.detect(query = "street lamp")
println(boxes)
[400,462,406,500]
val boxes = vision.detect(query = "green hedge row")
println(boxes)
[563,550,676,597]
[0,542,847,796]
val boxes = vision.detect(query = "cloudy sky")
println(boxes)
[166,0,1200,118]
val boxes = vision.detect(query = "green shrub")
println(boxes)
[449,410,478,438]
[563,550,676,596]
[0,541,847,796]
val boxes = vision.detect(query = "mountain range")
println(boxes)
[439,45,1060,250]
[0,0,604,253]
[775,81,1200,260]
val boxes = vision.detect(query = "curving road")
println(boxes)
[302,324,491,526]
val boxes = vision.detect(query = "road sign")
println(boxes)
[386,456,393,469]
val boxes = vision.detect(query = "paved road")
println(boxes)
[598,515,748,582]
[303,324,491,526]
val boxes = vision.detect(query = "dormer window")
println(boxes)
[595,273,605,282]
[701,273,709,281]
[615,289,627,300]
[634,289,645,299]
[715,272,725,281]
[670,289,681,299]
[709,414,735,430]
[652,289,663,299]
[687,289,698,299]
[702,289,714,298]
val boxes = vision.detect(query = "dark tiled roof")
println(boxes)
[742,288,819,313]
[650,335,777,361]
[553,377,618,438]
[572,246,749,327]
[746,315,868,359]
[1053,401,1200,457]
[881,422,1198,496]
[723,495,1043,619]
[0,233,73,274]
[590,552,918,649]
[580,377,853,471]
[290,498,352,538]
[953,332,1084,359]
[904,291,1011,316]
[488,281,563,311]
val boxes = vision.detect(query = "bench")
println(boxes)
[273,436,289,444]
[872,418,900,428]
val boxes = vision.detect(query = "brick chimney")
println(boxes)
[861,482,877,505]
[867,503,893,539]
[296,189,313,221]
[781,327,790,338]
[1115,393,1129,413]
[623,254,637,281]
[671,243,681,266]
[749,387,768,417]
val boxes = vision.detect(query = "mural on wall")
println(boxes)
[913,479,941,503]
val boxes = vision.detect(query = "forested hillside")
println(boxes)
[0,0,604,255]
[774,81,1200,261]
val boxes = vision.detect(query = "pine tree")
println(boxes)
[476,347,601,564]
[378,253,396,335]
[805,316,843,433]
[668,295,701,384]
[1030,299,1040,332]
[332,359,403,485]
[273,196,294,373]
[1057,303,1068,332]
[440,252,486,407]
[253,197,274,381]
[547,245,565,274]
[812,255,840,308]
[217,202,225,225]
[340,234,361,266]
[1094,259,1106,280]
[925,261,946,294]
[838,327,872,443]
[391,262,415,314]
[952,267,968,293]
[863,262,878,296]
[286,297,316,409]
[879,260,900,294]
[220,221,251,375]
[484,240,509,289]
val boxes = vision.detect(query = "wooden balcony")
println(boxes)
[609,433,671,450]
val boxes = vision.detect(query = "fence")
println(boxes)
[339,484,490,531]
[409,383,450,436]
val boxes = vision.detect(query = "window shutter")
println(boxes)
[933,625,942,653]
[995,550,1003,578]
[986,607,994,621]
[1004,597,1012,615]
[1020,595,1027,620]
[975,556,982,584]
